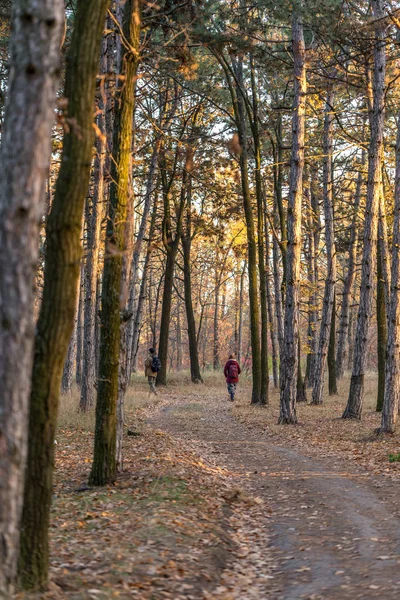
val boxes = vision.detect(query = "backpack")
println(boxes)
[228,361,239,379]
[151,355,161,373]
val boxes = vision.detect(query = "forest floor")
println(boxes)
[16,372,400,600]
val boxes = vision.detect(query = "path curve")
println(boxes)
[151,395,400,599]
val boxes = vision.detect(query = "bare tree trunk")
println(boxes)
[305,166,320,386]
[279,11,306,424]
[376,238,387,412]
[380,116,400,433]
[126,146,160,377]
[61,306,78,394]
[328,291,338,395]
[265,224,279,388]
[80,42,108,411]
[90,0,141,485]
[182,185,203,383]
[0,1,63,593]
[75,271,85,387]
[273,200,284,357]
[343,0,385,420]
[131,195,159,371]
[312,88,336,405]
[336,152,364,379]
[19,0,110,589]
[213,266,221,370]
[237,261,246,364]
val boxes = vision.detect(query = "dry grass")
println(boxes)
[57,370,242,432]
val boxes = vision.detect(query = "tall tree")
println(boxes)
[311,88,336,405]
[380,116,400,433]
[342,0,386,420]
[18,0,110,589]
[0,0,64,593]
[90,0,141,486]
[278,10,306,424]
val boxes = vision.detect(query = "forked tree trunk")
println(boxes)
[343,0,386,420]
[0,1,63,593]
[279,11,306,424]
[157,147,187,386]
[19,0,109,589]
[312,88,336,406]
[90,0,141,485]
[380,116,400,433]
[336,151,364,379]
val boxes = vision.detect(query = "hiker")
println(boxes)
[224,353,241,401]
[145,347,161,395]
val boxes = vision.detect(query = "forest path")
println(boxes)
[151,392,400,599]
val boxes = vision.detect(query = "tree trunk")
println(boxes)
[251,55,268,405]
[61,305,79,394]
[80,44,108,411]
[126,145,160,377]
[213,265,221,370]
[90,0,141,486]
[182,187,203,383]
[278,12,306,424]
[237,261,246,364]
[336,152,364,379]
[19,0,110,590]
[265,224,279,388]
[225,53,261,403]
[376,238,387,412]
[311,88,336,405]
[157,147,187,386]
[343,0,385,420]
[305,167,320,386]
[380,116,400,433]
[328,291,338,395]
[131,194,159,371]
[75,270,85,387]
[296,337,307,403]
[0,1,63,593]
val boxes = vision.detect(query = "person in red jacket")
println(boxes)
[224,353,241,401]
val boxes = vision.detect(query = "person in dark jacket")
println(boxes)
[224,353,241,401]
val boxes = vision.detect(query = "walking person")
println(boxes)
[145,347,161,396]
[224,353,241,402]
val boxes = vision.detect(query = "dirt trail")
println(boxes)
[151,394,400,599]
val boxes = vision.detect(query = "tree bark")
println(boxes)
[328,291,338,395]
[19,0,110,589]
[336,152,364,379]
[80,43,108,411]
[343,0,385,420]
[90,0,141,485]
[278,11,306,424]
[376,238,387,412]
[157,146,187,386]
[311,88,336,405]
[380,115,400,433]
[305,166,320,386]
[0,1,63,593]
[182,182,203,383]
[131,194,159,370]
